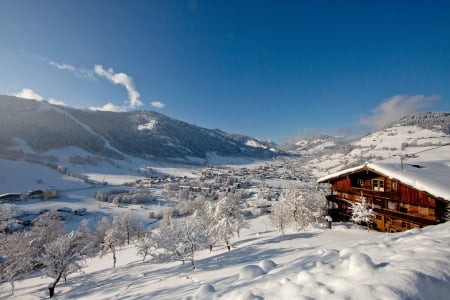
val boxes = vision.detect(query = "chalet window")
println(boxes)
[388,200,397,210]
[419,206,428,214]
[372,179,385,192]
[399,203,408,213]
[375,215,382,220]
[357,179,364,187]
[392,181,398,191]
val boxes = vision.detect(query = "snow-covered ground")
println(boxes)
[1,215,449,300]
[1,122,450,299]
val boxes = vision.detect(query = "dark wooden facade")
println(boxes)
[319,166,448,232]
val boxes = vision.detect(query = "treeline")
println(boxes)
[94,189,158,205]
[397,112,450,134]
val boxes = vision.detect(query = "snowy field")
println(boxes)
[1,126,450,299]
[1,215,449,300]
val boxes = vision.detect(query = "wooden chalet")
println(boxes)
[318,162,450,232]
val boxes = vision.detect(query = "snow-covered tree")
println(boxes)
[269,185,327,234]
[92,217,110,254]
[192,200,216,251]
[209,194,248,250]
[101,215,127,268]
[351,192,374,231]
[151,216,208,267]
[28,211,66,252]
[39,230,89,297]
[115,211,137,245]
[160,207,174,227]
[135,221,146,242]
[175,217,209,268]
[281,186,327,231]
[74,219,96,256]
[179,188,190,201]
[136,231,156,262]
[1,231,35,294]
[0,211,69,294]
[112,196,120,207]
[0,205,17,233]
[269,200,293,236]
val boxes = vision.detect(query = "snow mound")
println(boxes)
[192,284,216,300]
[239,265,266,280]
[258,259,277,273]
[296,270,315,284]
[338,248,376,277]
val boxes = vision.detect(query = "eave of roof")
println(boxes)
[318,161,450,202]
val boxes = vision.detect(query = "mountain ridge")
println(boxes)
[0,95,281,163]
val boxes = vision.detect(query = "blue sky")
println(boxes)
[1,0,449,142]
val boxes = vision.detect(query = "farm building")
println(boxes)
[318,161,450,232]
[0,193,22,202]
[43,189,59,200]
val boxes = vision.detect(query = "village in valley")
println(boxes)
[0,156,318,234]
[1,1,450,298]
[1,117,450,299]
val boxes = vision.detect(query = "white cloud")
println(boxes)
[48,60,96,80]
[49,61,76,72]
[14,88,44,101]
[360,94,440,130]
[21,50,144,111]
[151,101,165,109]
[89,102,127,112]
[20,49,95,81]
[94,65,142,109]
[13,88,66,106]
[48,98,66,106]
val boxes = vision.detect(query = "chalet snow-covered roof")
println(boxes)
[318,160,450,202]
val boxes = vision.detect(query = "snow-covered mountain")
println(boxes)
[1,104,449,299]
[285,112,450,178]
[0,96,281,163]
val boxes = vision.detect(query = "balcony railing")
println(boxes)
[325,194,437,226]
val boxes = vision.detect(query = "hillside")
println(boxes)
[0,96,280,163]
[1,107,450,299]
[284,112,450,178]
[1,214,449,299]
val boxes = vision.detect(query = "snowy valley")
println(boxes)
[0,107,450,299]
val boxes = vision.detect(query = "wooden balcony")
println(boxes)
[325,194,438,227]
[373,208,437,226]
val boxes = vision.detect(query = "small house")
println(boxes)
[43,189,59,200]
[318,161,450,232]
[0,193,22,202]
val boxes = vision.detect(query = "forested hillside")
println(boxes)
[0,96,279,161]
